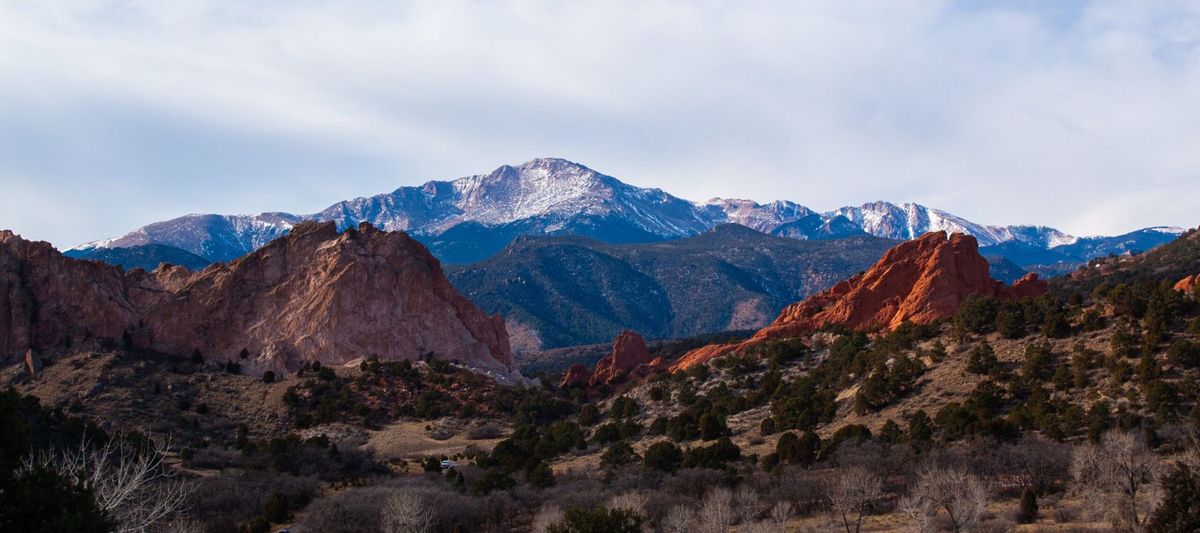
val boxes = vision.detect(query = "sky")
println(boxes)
[1,1,1198,248]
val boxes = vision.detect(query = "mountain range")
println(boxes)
[66,158,1182,269]
[446,225,896,351]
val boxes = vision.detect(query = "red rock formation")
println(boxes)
[0,222,514,377]
[589,330,652,387]
[558,330,657,390]
[559,363,593,388]
[672,232,1048,370]
[1175,274,1198,296]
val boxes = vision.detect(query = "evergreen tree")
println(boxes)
[526,461,555,489]
[0,466,116,533]
[997,308,1026,339]
[547,506,642,533]
[1147,463,1200,533]
[642,441,684,473]
[698,413,728,441]
[967,343,998,375]
[1016,486,1038,524]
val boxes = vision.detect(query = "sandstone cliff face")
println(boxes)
[0,223,513,377]
[1,230,139,357]
[672,232,1049,370]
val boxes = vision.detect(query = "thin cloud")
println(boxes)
[0,1,1197,247]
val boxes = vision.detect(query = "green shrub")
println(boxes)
[1148,463,1200,533]
[880,420,903,444]
[997,307,1026,339]
[776,430,819,466]
[906,410,934,442]
[967,343,998,375]
[526,461,555,489]
[547,506,643,533]
[609,396,639,419]
[682,437,740,469]
[1168,339,1200,368]
[0,466,115,533]
[642,441,684,473]
[698,413,728,441]
[578,404,600,426]
[1021,342,1055,381]
[759,417,777,436]
[1016,486,1038,524]
[263,491,289,523]
[854,356,924,414]
[471,468,516,495]
[600,441,639,468]
[954,294,1000,334]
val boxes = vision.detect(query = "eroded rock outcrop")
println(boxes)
[558,330,659,390]
[672,232,1048,370]
[0,222,514,377]
[589,330,652,387]
[1175,274,1198,296]
[559,363,593,388]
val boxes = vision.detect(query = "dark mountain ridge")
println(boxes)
[447,224,896,351]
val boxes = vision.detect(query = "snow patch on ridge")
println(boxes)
[76,157,1174,265]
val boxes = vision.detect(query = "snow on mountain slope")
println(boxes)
[75,159,820,261]
[73,157,1171,268]
[315,158,769,239]
[830,201,1074,248]
[73,213,300,263]
[700,198,815,233]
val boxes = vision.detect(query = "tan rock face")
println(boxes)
[0,223,513,376]
[672,232,1049,370]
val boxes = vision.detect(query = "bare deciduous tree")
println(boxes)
[531,504,565,533]
[381,490,434,533]
[735,485,765,524]
[734,500,794,533]
[900,465,993,533]
[1070,430,1160,532]
[607,490,649,518]
[827,466,882,533]
[660,505,695,533]
[769,500,793,530]
[695,487,735,533]
[23,437,195,533]
[898,491,937,533]
[997,435,1071,494]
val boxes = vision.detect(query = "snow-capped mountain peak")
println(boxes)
[72,158,1177,267]
[830,201,1078,248]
